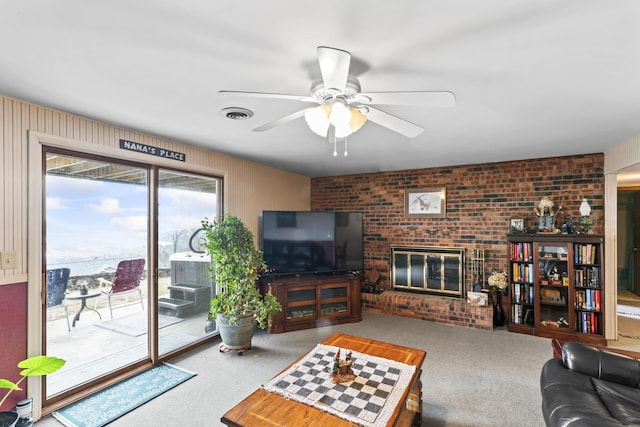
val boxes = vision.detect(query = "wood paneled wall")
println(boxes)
[0,95,310,284]
[604,134,640,174]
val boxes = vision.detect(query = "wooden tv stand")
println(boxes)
[262,274,362,333]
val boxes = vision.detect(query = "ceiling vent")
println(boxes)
[220,107,254,120]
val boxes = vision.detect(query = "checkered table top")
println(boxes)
[263,344,415,426]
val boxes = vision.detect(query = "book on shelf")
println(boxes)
[511,283,534,304]
[574,243,597,265]
[574,266,600,287]
[511,304,533,325]
[510,242,532,262]
[575,289,601,312]
[512,262,534,283]
[577,311,599,334]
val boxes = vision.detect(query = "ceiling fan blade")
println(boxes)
[356,91,456,107]
[253,108,309,132]
[219,90,316,103]
[362,106,424,138]
[317,46,351,93]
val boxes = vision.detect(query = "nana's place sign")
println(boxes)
[119,139,185,162]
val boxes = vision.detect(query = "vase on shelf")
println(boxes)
[494,290,505,327]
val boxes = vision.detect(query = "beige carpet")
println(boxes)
[617,291,640,340]
[618,289,640,303]
[618,316,640,339]
[36,312,552,427]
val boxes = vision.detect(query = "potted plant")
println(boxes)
[0,355,65,427]
[201,215,281,352]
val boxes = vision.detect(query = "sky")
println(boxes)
[46,174,217,266]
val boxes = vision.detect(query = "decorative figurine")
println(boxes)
[534,196,563,232]
[561,215,573,234]
[332,349,341,374]
[331,348,355,383]
[534,196,555,231]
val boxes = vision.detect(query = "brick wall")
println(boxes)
[311,154,604,325]
[362,291,493,330]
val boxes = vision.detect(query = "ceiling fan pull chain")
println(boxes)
[333,134,338,157]
[344,137,348,156]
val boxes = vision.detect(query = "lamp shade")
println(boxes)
[348,107,367,133]
[304,104,331,137]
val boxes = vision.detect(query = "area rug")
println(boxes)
[94,313,183,337]
[52,363,195,427]
[262,343,415,427]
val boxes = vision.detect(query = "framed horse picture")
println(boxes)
[405,188,446,218]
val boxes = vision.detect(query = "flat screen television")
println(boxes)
[261,211,363,276]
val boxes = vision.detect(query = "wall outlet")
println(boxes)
[0,251,17,269]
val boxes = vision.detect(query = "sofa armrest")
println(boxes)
[563,341,640,388]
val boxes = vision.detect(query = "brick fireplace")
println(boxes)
[361,245,493,330]
[361,291,493,330]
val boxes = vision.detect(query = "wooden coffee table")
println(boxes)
[221,333,426,427]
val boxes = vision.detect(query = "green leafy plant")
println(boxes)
[201,214,281,329]
[0,356,65,408]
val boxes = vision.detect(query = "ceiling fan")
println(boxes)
[219,46,455,144]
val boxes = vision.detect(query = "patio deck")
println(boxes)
[46,292,214,397]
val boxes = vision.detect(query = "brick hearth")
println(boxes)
[361,291,493,331]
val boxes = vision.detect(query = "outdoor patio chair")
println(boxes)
[46,267,71,332]
[96,258,145,318]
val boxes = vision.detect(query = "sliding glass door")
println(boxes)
[157,169,220,355]
[44,151,150,397]
[43,150,221,402]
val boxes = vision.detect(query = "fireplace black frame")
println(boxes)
[391,246,465,298]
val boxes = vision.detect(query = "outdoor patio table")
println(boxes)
[65,291,102,327]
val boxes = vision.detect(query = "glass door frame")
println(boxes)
[27,132,222,417]
[42,146,154,406]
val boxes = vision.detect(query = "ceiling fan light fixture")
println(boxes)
[348,107,367,133]
[329,100,350,125]
[304,104,331,137]
[220,46,454,141]
[304,100,367,139]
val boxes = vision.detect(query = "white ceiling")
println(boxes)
[1,1,640,178]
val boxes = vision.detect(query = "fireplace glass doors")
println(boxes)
[391,246,465,297]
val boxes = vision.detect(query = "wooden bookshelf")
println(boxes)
[507,234,605,345]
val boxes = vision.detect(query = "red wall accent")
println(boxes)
[311,154,604,291]
[0,282,28,411]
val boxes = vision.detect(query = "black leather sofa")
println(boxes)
[540,341,640,426]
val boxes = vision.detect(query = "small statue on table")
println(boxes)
[331,349,355,384]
